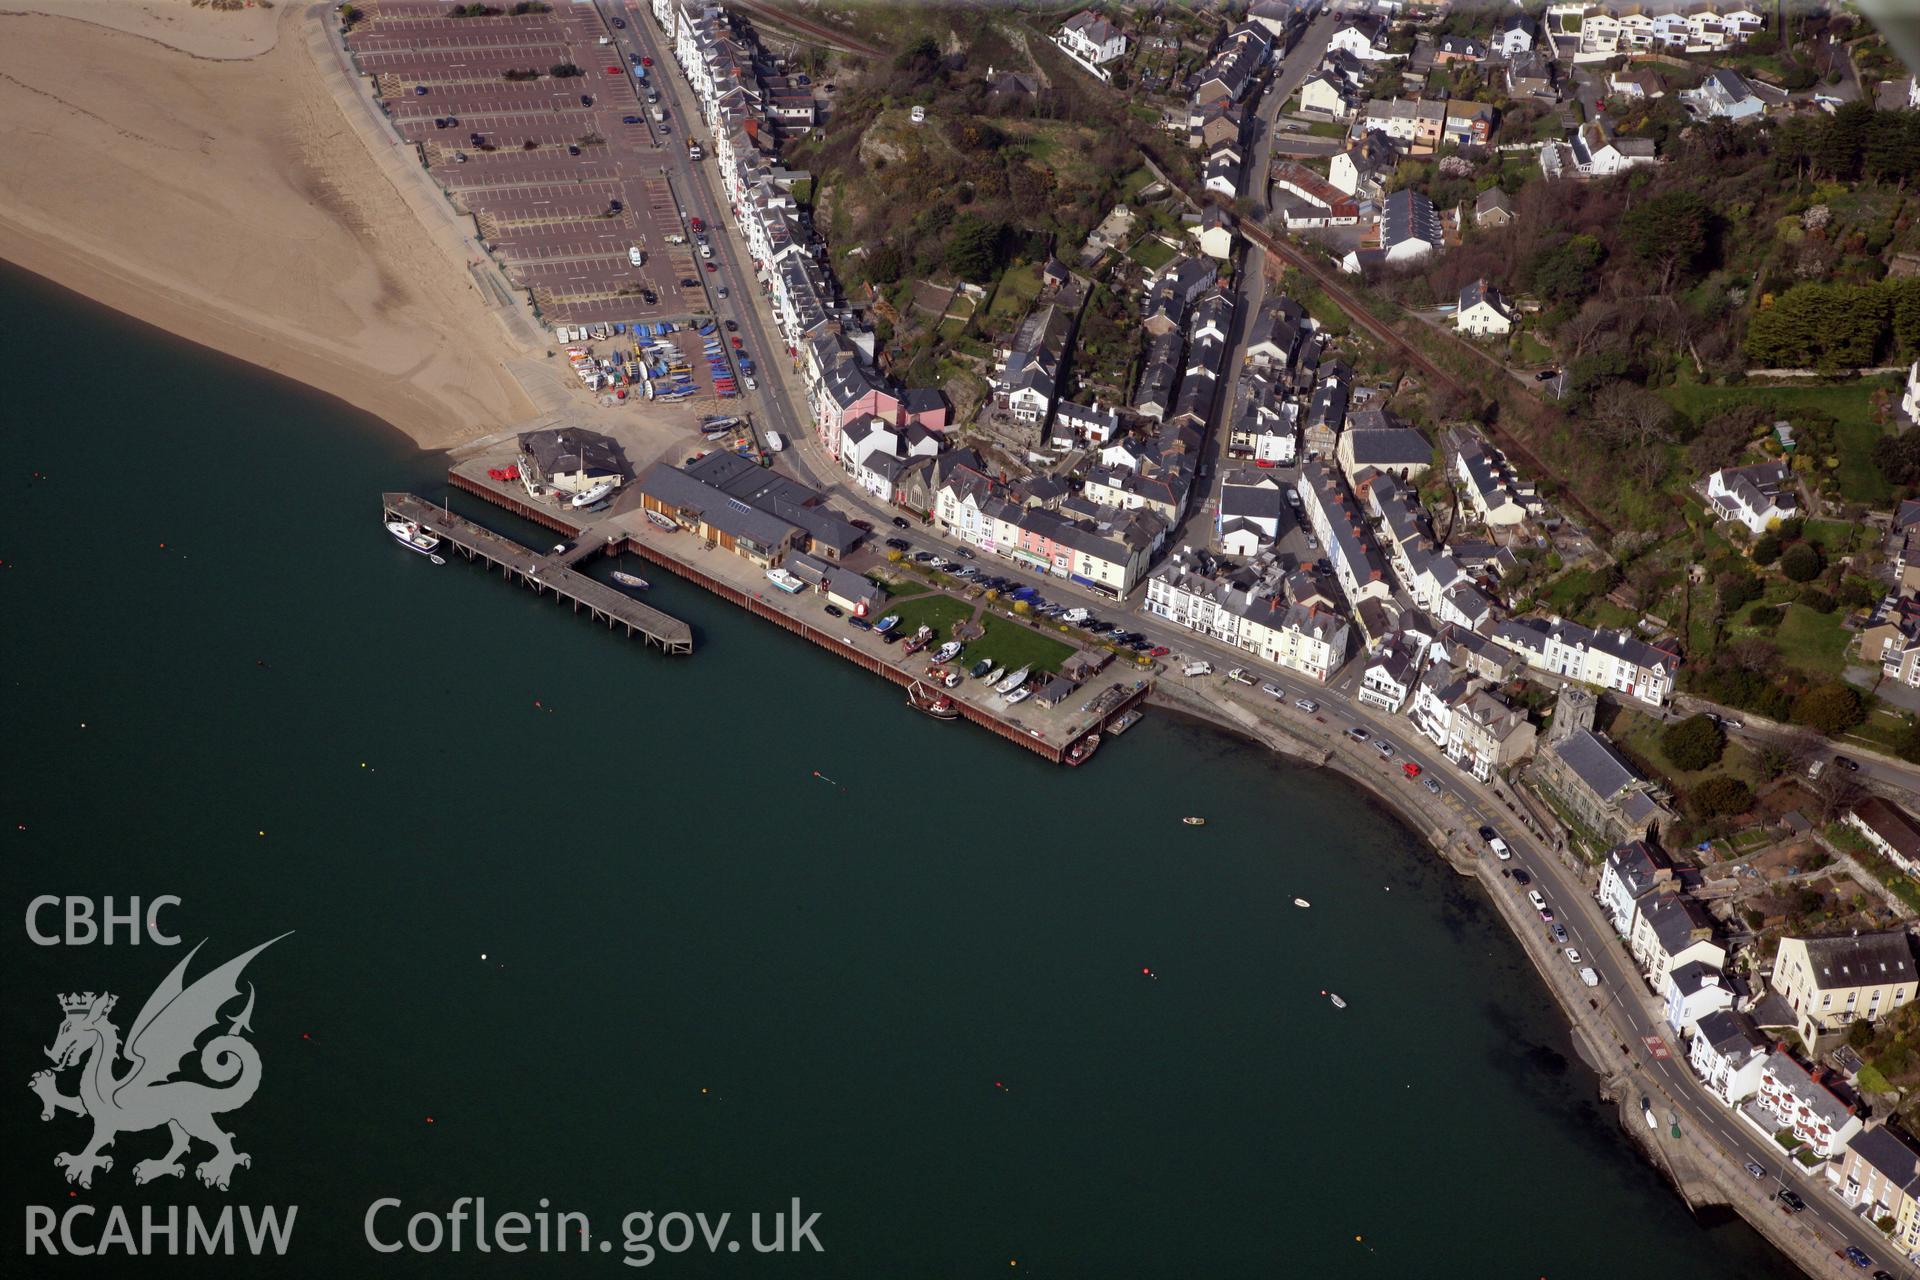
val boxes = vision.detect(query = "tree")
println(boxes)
[1780,542,1824,582]
[1524,234,1606,306]
[1620,190,1709,293]
[1874,431,1920,488]
[944,214,1002,282]
[1849,1019,1875,1051]
[1688,775,1754,818]
[865,244,903,286]
[1661,714,1726,771]
[1791,682,1864,735]
[1752,532,1782,566]
[1718,576,1762,612]
[1590,382,1678,485]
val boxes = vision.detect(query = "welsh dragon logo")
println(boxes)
[29,935,289,1191]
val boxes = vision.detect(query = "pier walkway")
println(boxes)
[382,493,692,654]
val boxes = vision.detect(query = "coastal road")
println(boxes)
[590,19,1897,1270]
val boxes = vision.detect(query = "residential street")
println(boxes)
[615,13,1915,1271]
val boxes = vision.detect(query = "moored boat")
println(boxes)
[765,568,804,593]
[1004,686,1033,705]
[1329,993,1348,1010]
[1182,816,1206,826]
[1106,709,1142,735]
[933,640,963,663]
[611,571,650,589]
[907,681,960,720]
[1065,734,1101,765]
[1293,897,1311,909]
[995,665,1031,695]
[385,519,443,558]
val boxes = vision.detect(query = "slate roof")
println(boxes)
[1793,931,1916,991]
[1853,799,1920,866]
[1552,728,1644,801]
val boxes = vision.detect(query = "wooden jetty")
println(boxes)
[381,493,693,654]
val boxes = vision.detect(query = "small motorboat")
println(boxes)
[612,571,650,589]
[765,567,804,593]
[1182,817,1205,826]
[386,519,443,558]
[874,614,901,633]
[1293,898,1311,909]
[933,640,963,663]
[1004,686,1033,705]
[1107,709,1142,735]
[1329,993,1348,1010]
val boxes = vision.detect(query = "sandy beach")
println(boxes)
[0,1,538,448]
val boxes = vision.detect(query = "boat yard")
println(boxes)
[420,451,1147,764]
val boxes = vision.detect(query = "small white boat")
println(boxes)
[569,480,616,509]
[981,666,1005,685]
[1293,898,1311,909]
[646,510,679,531]
[1329,993,1347,1009]
[1004,686,1033,706]
[995,665,1031,695]
[765,568,804,593]
[612,571,650,589]
[1182,816,1205,827]
[933,640,963,663]
[386,519,442,558]
[874,614,901,633]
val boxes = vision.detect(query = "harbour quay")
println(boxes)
[436,449,1147,765]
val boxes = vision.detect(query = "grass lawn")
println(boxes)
[1128,236,1178,271]
[1587,600,1640,629]
[937,316,968,341]
[1656,379,1892,506]
[1305,120,1347,138]
[1611,706,1765,789]
[969,613,1076,675]
[1802,518,1872,556]
[1121,166,1156,199]
[1769,603,1852,678]
[1513,330,1554,365]
[985,263,1044,323]
[881,593,974,639]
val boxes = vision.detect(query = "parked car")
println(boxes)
[1511,868,1532,887]
[1528,890,1547,912]
[605,66,623,74]
[1373,739,1395,758]
[1565,948,1583,966]
[884,538,910,551]
[641,56,653,66]
[913,551,934,562]
[1776,1190,1805,1213]
[1844,1246,1872,1269]
[891,517,910,529]
[1346,726,1370,742]
[1836,756,1860,772]
[567,144,582,156]
[1150,645,1169,657]
[824,604,844,618]
[848,519,873,532]
[1294,698,1319,714]
[1401,761,1422,778]
[622,115,643,125]
[580,94,593,107]
[1743,1161,1765,1179]
[848,616,872,631]
[1421,777,1441,796]
[958,548,976,559]
[680,278,697,287]
[1489,837,1511,861]
[1534,367,1560,381]
[1260,681,1285,700]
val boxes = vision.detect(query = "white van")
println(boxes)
[1183,661,1213,678]
[1579,967,1600,988]
[1488,837,1511,861]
